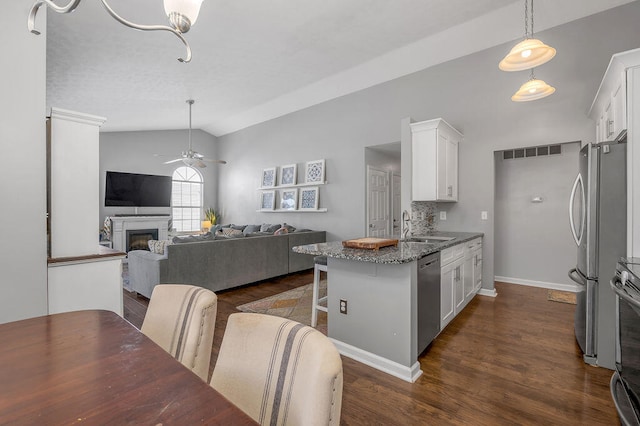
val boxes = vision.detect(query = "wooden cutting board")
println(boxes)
[342,237,399,250]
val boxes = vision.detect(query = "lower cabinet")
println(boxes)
[440,250,464,330]
[440,237,483,330]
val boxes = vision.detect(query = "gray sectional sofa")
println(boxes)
[128,230,326,298]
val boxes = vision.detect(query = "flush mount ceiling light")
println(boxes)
[28,0,204,63]
[499,0,556,72]
[511,70,556,102]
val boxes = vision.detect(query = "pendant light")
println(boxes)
[511,69,555,102]
[499,0,556,72]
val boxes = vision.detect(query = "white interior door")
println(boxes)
[367,166,389,237]
[392,174,401,236]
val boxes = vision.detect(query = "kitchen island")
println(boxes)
[293,232,482,382]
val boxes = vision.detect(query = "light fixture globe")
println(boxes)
[511,77,556,102]
[164,0,204,33]
[499,38,557,71]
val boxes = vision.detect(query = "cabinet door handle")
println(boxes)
[447,186,453,197]
[607,119,614,138]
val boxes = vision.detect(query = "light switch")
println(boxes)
[481,211,488,220]
[440,211,446,220]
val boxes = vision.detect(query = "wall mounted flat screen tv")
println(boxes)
[105,171,172,207]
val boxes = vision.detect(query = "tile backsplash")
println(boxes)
[410,201,436,235]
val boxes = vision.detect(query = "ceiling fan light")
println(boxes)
[164,0,204,33]
[511,78,555,102]
[499,38,556,71]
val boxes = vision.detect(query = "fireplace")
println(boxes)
[126,229,158,252]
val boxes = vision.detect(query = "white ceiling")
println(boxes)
[45,0,634,136]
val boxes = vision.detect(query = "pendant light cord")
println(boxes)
[524,0,536,39]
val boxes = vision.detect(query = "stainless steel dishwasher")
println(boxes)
[417,252,441,357]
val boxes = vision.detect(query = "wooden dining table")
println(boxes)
[0,310,256,425]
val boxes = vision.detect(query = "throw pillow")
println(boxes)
[260,223,273,232]
[274,227,289,235]
[230,224,247,231]
[218,228,244,238]
[266,224,281,233]
[148,239,172,254]
[282,222,296,233]
[243,224,261,236]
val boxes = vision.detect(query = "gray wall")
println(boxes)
[99,130,221,225]
[494,142,580,286]
[217,3,640,291]
[0,1,48,323]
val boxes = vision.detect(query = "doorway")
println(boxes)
[365,142,401,237]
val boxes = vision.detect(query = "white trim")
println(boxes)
[477,288,498,298]
[330,338,422,383]
[50,107,106,127]
[494,276,578,292]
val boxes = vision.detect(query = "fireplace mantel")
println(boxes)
[110,216,170,252]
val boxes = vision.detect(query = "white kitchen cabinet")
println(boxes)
[441,237,483,330]
[441,257,463,329]
[464,238,482,303]
[473,245,483,292]
[410,118,462,202]
[590,58,628,143]
[440,243,465,330]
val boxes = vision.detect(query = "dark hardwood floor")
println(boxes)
[124,273,619,425]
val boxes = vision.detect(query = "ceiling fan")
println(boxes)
[160,99,226,168]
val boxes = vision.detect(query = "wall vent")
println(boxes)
[502,144,562,160]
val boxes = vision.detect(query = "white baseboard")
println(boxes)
[329,338,422,383]
[494,276,577,292]
[477,288,498,297]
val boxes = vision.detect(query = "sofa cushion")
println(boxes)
[148,239,172,254]
[172,233,215,244]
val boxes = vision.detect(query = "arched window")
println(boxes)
[171,166,203,232]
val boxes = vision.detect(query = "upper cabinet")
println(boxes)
[410,118,462,202]
[589,49,640,143]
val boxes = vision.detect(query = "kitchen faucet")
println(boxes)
[401,210,411,239]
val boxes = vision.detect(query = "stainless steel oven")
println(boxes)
[610,259,640,426]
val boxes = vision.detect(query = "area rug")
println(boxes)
[236,281,327,334]
[547,289,577,305]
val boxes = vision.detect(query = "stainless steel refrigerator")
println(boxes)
[568,139,626,370]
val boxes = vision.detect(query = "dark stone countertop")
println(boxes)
[292,232,483,265]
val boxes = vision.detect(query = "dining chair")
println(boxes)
[210,313,343,425]
[141,284,217,381]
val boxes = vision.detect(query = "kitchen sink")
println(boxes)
[402,236,456,244]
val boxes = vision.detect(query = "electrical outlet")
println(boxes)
[481,211,488,220]
[440,211,447,221]
[340,299,348,314]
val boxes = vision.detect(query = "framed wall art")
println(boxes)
[304,159,325,184]
[279,164,297,186]
[299,187,319,210]
[261,167,276,188]
[279,188,298,211]
[260,190,275,210]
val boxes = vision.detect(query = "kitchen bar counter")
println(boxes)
[292,231,483,382]
[292,232,482,264]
